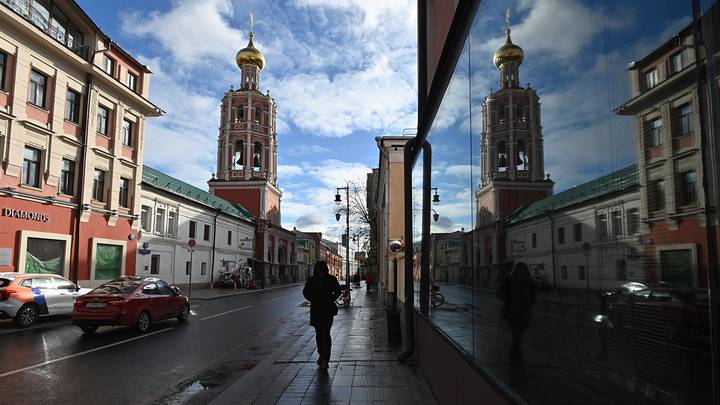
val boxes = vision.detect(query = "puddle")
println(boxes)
[156,360,258,405]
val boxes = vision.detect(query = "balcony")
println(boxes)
[1,0,90,60]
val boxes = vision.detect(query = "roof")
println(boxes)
[508,164,638,223]
[142,166,254,222]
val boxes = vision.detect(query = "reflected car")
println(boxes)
[72,276,190,334]
[0,273,92,328]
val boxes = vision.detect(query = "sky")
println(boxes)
[76,0,693,243]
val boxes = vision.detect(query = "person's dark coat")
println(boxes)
[303,274,341,327]
[499,267,536,333]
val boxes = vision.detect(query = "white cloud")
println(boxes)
[121,0,244,67]
[277,164,303,178]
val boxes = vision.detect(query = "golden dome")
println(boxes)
[493,30,524,69]
[236,33,265,71]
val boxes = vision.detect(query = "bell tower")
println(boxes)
[208,14,281,226]
[476,10,553,235]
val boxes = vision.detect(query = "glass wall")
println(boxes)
[420,1,719,403]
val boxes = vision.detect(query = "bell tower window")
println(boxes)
[516,140,528,170]
[237,106,245,122]
[234,140,244,169]
[253,141,263,170]
[497,141,508,172]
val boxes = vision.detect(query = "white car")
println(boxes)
[0,273,92,327]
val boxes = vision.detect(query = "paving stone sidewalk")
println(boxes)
[211,286,438,404]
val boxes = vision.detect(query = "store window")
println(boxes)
[94,243,123,280]
[25,237,66,275]
[22,146,41,188]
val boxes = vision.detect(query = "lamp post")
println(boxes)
[335,183,350,287]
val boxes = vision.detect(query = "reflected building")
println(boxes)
[615,6,719,289]
[475,16,554,274]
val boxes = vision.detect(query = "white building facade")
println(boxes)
[137,166,255,287]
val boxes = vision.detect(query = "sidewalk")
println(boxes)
[184,283,304,301]
[211,285,438,404]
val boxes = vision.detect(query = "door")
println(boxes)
[156,281,179,317]
[32,277,62,315]
[52,278,78,314]
[140,283,162,319]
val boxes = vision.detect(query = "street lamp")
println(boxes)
[431,187,440,205]
[430,209,439,222]
[334,183,351,287]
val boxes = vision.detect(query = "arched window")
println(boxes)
[516,140,528,170]
[234,140,244,169]
[497,141,507,172]
[255,107,262,124]
[253,141,263,169]
[237,105,244,122]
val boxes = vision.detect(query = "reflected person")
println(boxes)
[499,262,536,367]
[303,260,341,371]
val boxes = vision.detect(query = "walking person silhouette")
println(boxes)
[303,261,341,371]
[499,262,536,370]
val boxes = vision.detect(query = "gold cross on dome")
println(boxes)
[250,11,254,34]
[505,7,511,32]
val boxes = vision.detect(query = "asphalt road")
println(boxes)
[0,285,309,405]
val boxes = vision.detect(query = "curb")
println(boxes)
[188,282,303,302]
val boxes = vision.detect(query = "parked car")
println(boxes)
[73,276,190,333]
[0,273,92,328]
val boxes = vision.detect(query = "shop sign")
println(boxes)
[2,208,49,222]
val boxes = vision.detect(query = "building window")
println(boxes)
[645,118,662,147]
[28,70,47,108]
[0,51,6,90]
[678,170,697,206]
[644,68,658,90]
[616,259,627,280]
[92,169,105,201]
[167,210,178,237]
[675,103,693,136]
[22,147,41,188]
[203,224,211,241]
[151,255,160,275]
[201,262,207,276]
[237,106,244,122]
[155,207,166,235]
[127,73,137,91]
[255,107,262,123]
[597,213,608,240]
[578,265,586,280]
[189,220,197,238]
[557,227,565,244]
[573,223,582,242]
[122,120,133,147]
[650,179,666,212]
[531,233,537,248]
[60,158,75,195]
[103,56,115,76]
[561,266,568,280]
[228,230,232,245]
[119,177,130,208]
[611,211,622,237]
[185,261,191,275]
[94,244,123,280]
[627,208,640,235]
[234,140,245,169]
[64,89,80,123]
[670,52,683,74]
[97,105,109,135]
[26,237,66,275]
[140,205,152,231]
[253,142,263,169]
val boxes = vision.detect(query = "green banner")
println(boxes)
[95,244,122,280]
[25,252,62,275]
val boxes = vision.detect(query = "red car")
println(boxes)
[73,276,190,333]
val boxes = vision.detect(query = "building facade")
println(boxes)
[207,20,296,287]
[137,166,255,287]
[0,0,161,286]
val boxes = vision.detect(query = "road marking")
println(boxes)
[0,327,174,379]
[200,305,252,321]
[262,296,287,304]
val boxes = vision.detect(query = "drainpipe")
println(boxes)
[209,209,221,286]
[72,73,93,284]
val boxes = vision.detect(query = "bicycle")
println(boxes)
[337,284,351,307]
[431,285,445,308]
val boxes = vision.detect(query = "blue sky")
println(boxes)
[76,0,693,241]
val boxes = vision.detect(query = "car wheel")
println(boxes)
[135,311,151,332]
[80,324,99,333]
[177,304,190,323]
[14,304,39,328]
